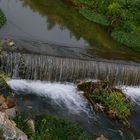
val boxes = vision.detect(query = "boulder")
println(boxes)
[0,111,28,140]
[0,95,6,105]
[5,107,17,118]
[96,134,109,140]
[27,119,35,132]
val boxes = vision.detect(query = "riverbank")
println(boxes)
[0,73,93,140]
[70,0,140,52]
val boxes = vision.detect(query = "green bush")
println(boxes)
[71,0,140,52]
[13,113,92,140]
[79,8,110,26]
[0,9,6,28]
[111,30,140,52]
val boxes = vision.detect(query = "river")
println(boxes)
[0,0,140,139]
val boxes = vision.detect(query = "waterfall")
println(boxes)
[7,79,90,114]
[1,52,140,85]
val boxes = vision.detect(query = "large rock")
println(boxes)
[0,111,28,140]
[5,107,17,118]
[0,95,6,105]
[96,135,109,140]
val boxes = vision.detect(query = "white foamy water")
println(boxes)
[7,79,89,113]
[122,86,140,105]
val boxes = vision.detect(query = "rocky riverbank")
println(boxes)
[0,75,28,140]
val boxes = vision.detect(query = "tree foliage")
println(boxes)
[0,9,6,28]
[71,0,140,50]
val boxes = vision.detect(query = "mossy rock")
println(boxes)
[0,9,6,28]
[78,81,133,126]
[79,8,110,26]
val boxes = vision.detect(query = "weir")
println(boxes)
[1,51,140,86]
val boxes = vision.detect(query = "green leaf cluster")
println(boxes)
[79,8,110,26]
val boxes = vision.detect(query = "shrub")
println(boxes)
[111,30,140,52]
[0,9,6,28]
[79,8,110,26]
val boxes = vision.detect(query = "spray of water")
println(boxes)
[7,79,90,114]
[122,86,140,106]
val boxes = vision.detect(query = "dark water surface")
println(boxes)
[0,0,140,61]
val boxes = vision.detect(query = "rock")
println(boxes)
[96,134,109,140]
[8,41,15,47]
[0,111,28,140]
[6,98,16,108]
[0,102,8,111]
[27,119,35,132]
[6,100,16,108]
[5,107,17,118]
[0,95,6,105]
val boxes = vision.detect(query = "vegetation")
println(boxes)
[78,81,133,125]
[13,113,92,140]
[20,0,140,61]
[0,129,5,140]
[70,0,140,51]
[111,30,140,52]
[79,8,110,26]
[0,9,6,28]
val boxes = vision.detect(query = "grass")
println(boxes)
[13,113,92,140]
[79,8,110,26]
[0,9,6,28]
[92,90,131,121]
[78,81,133,125]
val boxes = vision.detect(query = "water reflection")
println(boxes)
[0,0,140,60]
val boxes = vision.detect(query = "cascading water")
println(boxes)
[7,79,90,114]
[7,79,140,140]
[1,52,140,85]
[122,86,140,106]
